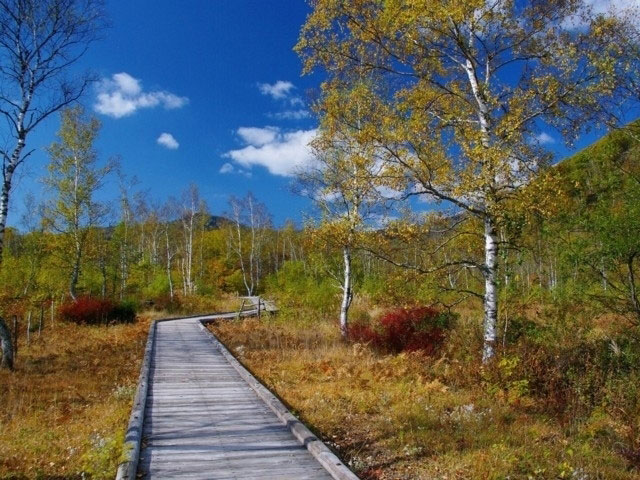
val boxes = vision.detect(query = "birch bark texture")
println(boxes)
[0,316,13,369]
[296,0,640,360]
[0,0,106,263]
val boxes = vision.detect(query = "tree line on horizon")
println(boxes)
[2,0,640,371]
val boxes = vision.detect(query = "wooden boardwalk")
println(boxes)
[129,311,351,479]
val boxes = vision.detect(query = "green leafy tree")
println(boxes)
[300,83,390,338]
[0,0,106,370]
[43,107,114,299]
[555,128,640,322]
[297,0,640,361]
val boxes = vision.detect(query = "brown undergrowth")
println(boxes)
[0,294,248,479]
[210,310,638,480]
[0,312,163,479]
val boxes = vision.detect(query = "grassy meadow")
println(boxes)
[0,314,157,479]
[210,299,640,480]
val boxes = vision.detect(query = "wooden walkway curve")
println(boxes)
[116,300,358,480]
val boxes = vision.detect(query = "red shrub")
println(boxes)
[59,296,115,325]
[350,306,453,355]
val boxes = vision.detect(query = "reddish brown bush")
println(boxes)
[350,306,454,355]
[59,297,136,325]
[348,323,378,345]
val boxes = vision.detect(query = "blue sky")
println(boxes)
[11,0,320,228]
[7,0,636,230]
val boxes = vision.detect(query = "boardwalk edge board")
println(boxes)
[115,320,156,480]
[198,321,360,480]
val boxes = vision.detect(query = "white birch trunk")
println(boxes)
[482,216,499,363]
[165,228,174,301]
[26,312,32,346]
[339,246,353,339]
[0,121,26,264]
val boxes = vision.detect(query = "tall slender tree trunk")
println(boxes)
[0,126,26,262]
[0,317,14,370]
[185,216,193,294]
[482,215,499,363]
[339,245,353,339]
[165,229,174,301]
[100,257,107,298]
[248,198,257,295]
[628,254,639,317]
[70,242,82,300]
[235,219,252,296]
[180,258,187,296]
[167,258,174,301]
[0,150,21,367]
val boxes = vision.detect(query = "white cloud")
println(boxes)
[258,80,295,100]
[237,126,279,146]
[258,80,306,110]
[536,132,556,145]
[224,127,317,176]
[219,162,252,177]
[219,162,235,174]
[112,72,141,96]
[157,132,179,149]
[94,72,189,118]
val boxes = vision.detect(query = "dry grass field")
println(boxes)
[0,294,245,479]
[210,311,638,480]
[0,313,158,479]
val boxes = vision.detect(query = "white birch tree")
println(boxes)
[299,82,390,338]
[227,193,271,296]
[297,0,640,361]
[0,0,105,369]
[43,107,113,300]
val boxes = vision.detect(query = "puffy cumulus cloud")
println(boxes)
[94,72,189,118]
[157,132,179,149]
[224,127,317,177]
[236,126,279,147]
[112,72,140,96]
[258,80,295,100]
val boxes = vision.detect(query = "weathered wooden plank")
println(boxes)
[135,317,340,479]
